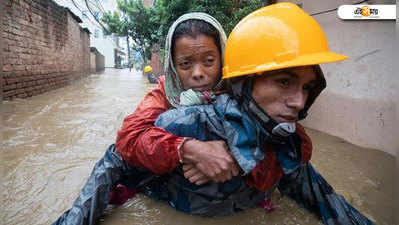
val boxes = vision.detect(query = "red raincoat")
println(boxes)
[115,76,312,192]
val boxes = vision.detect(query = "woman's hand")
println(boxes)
[182,139,239,183]
[182,163,210,185]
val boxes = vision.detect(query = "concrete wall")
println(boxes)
[0,0,4,103]
[90,47,105,72]
[90,52,96,73]
[2,0,90,100]
[95,52,105,71]
[280,0,397,155]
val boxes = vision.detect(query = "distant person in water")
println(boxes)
[144,65,157,83]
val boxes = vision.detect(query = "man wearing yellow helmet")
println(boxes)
[144,65,157,83]
[153,3,374,224]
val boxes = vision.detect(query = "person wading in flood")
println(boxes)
[150,3,374,224]
[53,4,374,225]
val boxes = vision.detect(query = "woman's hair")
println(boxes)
[171,19,221,59]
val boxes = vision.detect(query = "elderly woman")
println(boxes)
[116,13,237,181]
[53,13,236,225]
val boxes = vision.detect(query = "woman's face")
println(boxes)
[173,34,221,91]
[252,66,318,123]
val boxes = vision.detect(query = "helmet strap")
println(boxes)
[232,77,296,142]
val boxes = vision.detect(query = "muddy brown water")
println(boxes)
[1,69,394,225]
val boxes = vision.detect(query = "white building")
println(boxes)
[54,0,128,68]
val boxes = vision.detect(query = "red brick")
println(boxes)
[16,82,25,88]
[17,93,27,98]
[4,84,16,91]
[2,65,13,71]
[4,90,16,97]
[25,86,35,92]
[14,65,26,71]
[3,72,13,78]
[6,78,22,84]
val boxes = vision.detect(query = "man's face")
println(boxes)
[252,66,318,123]
[173,34,221,91]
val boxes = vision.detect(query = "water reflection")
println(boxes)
[1,69,393,225]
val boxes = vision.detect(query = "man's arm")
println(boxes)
[278,163,374,225]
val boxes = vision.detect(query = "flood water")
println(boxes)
[1,68,394,225]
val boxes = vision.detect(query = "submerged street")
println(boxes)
[1,69,394,225]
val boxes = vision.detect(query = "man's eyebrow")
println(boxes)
[271,70,317,83]
[282,70,317,81]
[283,70,299,79]
[202,50,217,55]
[267,70,299,79]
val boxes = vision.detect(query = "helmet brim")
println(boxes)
[223,51,348,79]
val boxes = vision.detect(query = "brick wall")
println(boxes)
[2,0,90,100]
[149,43,162,76]
[150,52,162,76]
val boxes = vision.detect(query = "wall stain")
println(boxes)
[378,112,384,127]
[355,49,381,62]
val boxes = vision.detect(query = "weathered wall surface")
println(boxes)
[90,47,105,72]
[150,52,162,76]
[2,0,90,100]
[90,52,96,73]
[95,51,104,72]
[281,0,397,155]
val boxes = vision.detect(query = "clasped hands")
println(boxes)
[182,139,240,185]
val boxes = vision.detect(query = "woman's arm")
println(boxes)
[154,101,239,182]
[115,79,184,174]
[116,79,236,179]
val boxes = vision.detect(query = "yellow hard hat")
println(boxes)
[223,2,348,79]
[144,66,152,73]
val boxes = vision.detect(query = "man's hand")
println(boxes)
[182,139,239,183]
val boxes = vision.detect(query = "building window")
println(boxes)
[94,29,99,38]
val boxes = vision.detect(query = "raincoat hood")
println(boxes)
[301,65,326,119]
[164,12,227,107]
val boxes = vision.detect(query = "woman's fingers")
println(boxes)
[182,140,234,180]
[182,163,195,173]
[195,177,211,185]
[231,161,240,176]
[183,163,210,184]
